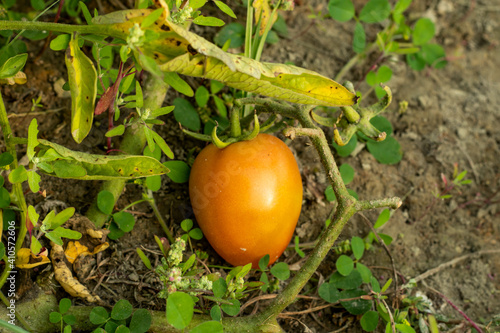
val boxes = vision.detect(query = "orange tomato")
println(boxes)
[189,134,303,268]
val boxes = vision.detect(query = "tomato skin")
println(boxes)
[189,134,303,268]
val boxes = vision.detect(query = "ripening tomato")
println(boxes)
[189,133,303,268]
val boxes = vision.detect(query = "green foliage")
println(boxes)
[89,300,151,333]
[49,298,76,332]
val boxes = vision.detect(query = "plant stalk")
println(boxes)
[85,75,168,228]
[0,21,122,39]
[0,91,28,289]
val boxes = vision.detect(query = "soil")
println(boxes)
[1,0,499,332]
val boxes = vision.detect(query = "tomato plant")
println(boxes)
[189,134,303,268]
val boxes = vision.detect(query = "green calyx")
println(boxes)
[211,113,260,149]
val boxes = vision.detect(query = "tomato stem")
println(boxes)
[229,105,242,138]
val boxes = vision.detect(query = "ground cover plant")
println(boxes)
[0,0,499,332]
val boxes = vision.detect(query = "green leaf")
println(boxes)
[163,160,190,183]
[51,207,75,229]
[129,309,152,333]
[108,221,125,240]
[164,71,194,97]
[336,255,354,276]
[370,276,381,293]
[353,22,366,53]
[195,86,210,107]
[27,171,41,193]
[36,139,170,180]
[406,52,426,71]
[339,164,355,185]
[0,152,14,167]
[189,228,203,240]
[173,98,201,131]
[361,311,379,332]
[49,312,62,324]
[105,125,125,137]
[146,175,161,191]
[210,80,225,94]
[115,326,130,333]
[141,8,164,28]
[150,106,175,118]
[212,278,227,298]
[214,22,245,49]
[378,233,393,246]
[339,289,372,315]
[333,133,357,157]
[97,190,115,215]
[318,282,340,303]
[376,65,392,83]
[210,305,222,322]
[420,43,447,68]
[65,34,97,143]
[150,131,174,159]
[113,211,135,232]
[328,0,355,22]
[181,219,193,232]
[214,1,236,18]
[27,119,39,161]
[412,18,435,46]
[381,278,392,293]
[395,324,416,333]
[193,16,225,27]
[259,254,270,271]
[166,292,194,329]
[394,0,412,15]
[370,116,393,136]
[50,34,71,51]
[330,269,363,290]
[221,299,240,316]
[190,0,207,9]
[136,248,152,270]
[359,0,391,23]
[356,262,373,283]
[351,236,365,260]
[8,166,28,184]
[27,205,39,226]
[367,136,402,165]
[374,209,391,228]
[63,314,76,325]
[270,262,290,281]
[30,0,45,10]
[79,2,94,25]
[111,299,133,321]
[0,53,28,79]
[45,227,82,245]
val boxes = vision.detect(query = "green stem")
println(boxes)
[229,105,241,138]
[244,0,253,59]
[0,21,122,40]
[0,91,28,289]
[146,190,175,244]
[85,75,168,228]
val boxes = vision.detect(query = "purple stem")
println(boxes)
[434,290,483,333]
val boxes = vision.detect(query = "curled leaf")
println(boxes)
[16,248,50,269]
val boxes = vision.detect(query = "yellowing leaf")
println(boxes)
[253,0,278,35]
[65,33,97,143]
[16,248,50,269]
[160,54,356,107]
[65,241,89,263]
[65,241,109,263]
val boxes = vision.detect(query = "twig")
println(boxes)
[426,286,483,333]
[381,298,396,333]
[359,213,399,309]
[279,303,333,316]
[413,249,500,283]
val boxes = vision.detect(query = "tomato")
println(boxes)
[189,133,303,268]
